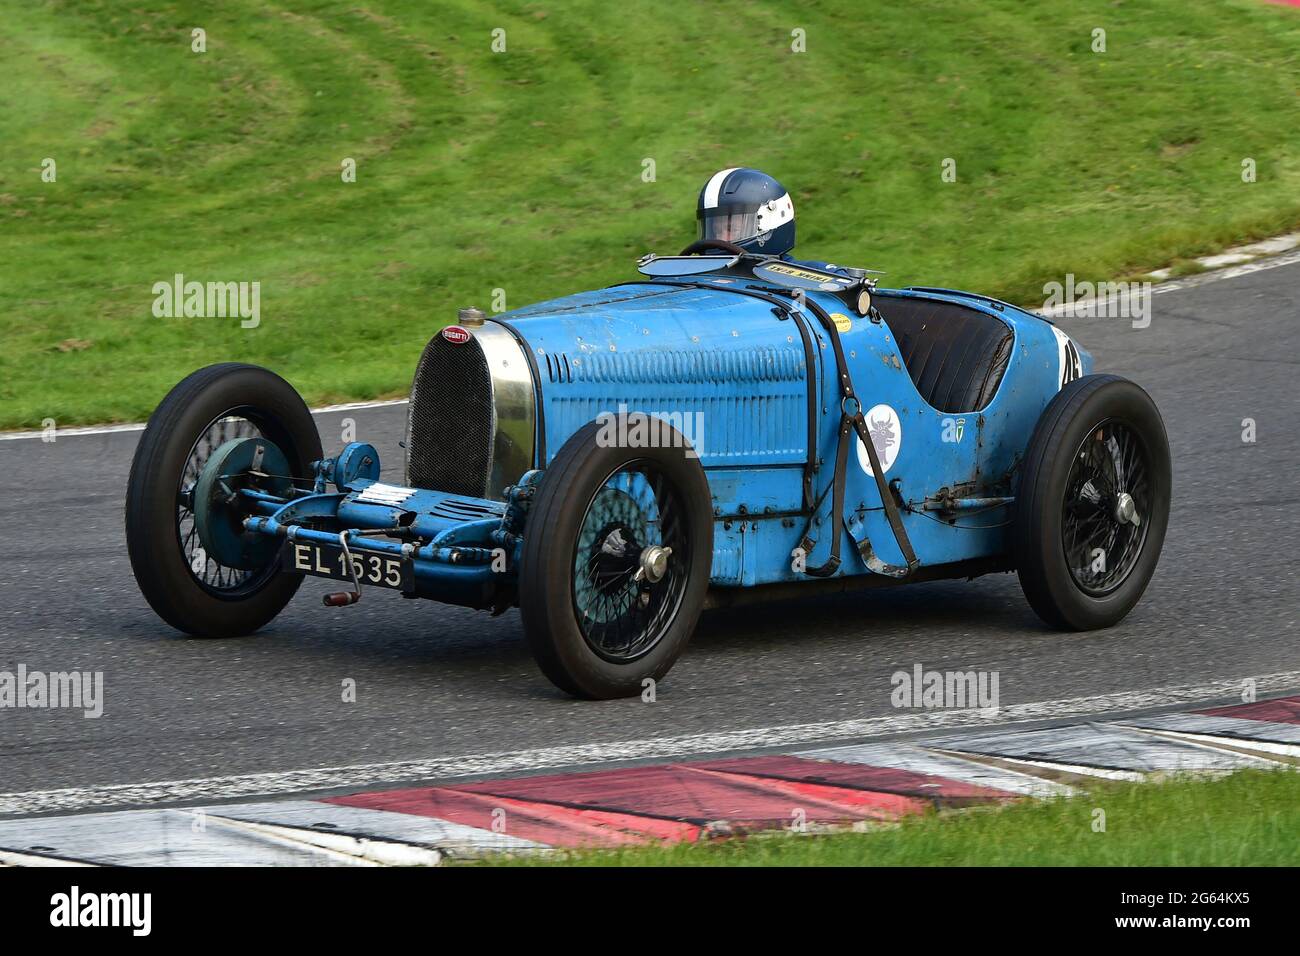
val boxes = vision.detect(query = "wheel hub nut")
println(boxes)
[639,545,672,584]
[1114,492,1139,526]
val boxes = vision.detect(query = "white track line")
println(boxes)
[931,751,1148,782]
[5,241,1300,443]
[0,849,95,867]
[1121,726,1300,760]
[206,815,441,867]
[1037,246,1300,319]
[2,672,1297,817]
[0,398,409,442]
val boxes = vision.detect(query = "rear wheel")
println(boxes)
[125,363,323,637]
[519,417,713,699]
[1014,374,1171,630]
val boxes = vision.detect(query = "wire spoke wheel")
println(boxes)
[571,463,690,662]
[176,411,272,596]
[519,415,712,699]
[125,363,323,638]
[1013,374,1170,631]
[1061,419,1151,596]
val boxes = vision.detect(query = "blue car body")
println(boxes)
[502,277,1088,587]
[243,264,1091,610]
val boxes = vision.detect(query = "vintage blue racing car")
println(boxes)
[125,241,1171,698]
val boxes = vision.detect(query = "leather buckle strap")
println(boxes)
[773,289,919,579]
[850,411,919,574]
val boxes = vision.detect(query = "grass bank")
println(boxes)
[3,0,1299,428]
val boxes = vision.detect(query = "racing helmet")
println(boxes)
[696,168,795,255]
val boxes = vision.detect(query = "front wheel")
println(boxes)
[125,363,323,637]
[519,416,713,699]
[1013,374,1171,630]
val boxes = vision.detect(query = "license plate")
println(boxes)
[282,540,412,592]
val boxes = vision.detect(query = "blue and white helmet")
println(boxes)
[696,167,796,255]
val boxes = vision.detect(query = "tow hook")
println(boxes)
[323,591,361,607]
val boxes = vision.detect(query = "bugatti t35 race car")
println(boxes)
[125,241,1171,698]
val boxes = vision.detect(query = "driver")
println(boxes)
[695,167,847,274]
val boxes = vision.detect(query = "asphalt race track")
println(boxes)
[2,259,1297,804]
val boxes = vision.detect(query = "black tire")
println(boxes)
[125,363,323,637]
[1014,374,1171,630]
[519,417,713,699]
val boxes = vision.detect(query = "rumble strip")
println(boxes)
[1,689,1296,866]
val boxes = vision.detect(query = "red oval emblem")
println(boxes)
[441,325,472,345]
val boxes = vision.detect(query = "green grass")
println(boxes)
[486,768,1300,866]
[2,0,1299,428]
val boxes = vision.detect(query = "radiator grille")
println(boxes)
[405,334,494,496]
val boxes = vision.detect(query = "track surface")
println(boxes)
[2,263,1297,800]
